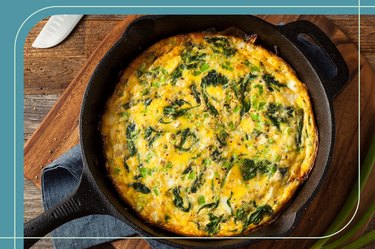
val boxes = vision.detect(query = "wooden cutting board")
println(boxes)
[24,15,375,249]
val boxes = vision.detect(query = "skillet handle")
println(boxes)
[24,174,108,249]
[279,20,349,99]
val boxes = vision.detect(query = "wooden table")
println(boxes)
[24,15,374,249]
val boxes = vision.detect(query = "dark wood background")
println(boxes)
[24,15,374,249]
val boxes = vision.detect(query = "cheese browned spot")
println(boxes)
[101,33,318,236]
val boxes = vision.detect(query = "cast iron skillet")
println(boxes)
[25,15,349,249]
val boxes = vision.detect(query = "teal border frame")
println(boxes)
[1,3,369,248]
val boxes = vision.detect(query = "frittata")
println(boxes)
[101,33,318,236]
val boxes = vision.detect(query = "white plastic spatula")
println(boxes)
[32,15,83,48]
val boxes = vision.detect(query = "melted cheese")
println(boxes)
[101,33,318,236]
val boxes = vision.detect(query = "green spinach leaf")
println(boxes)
[216,129,229,146]
[163,99,197,119]
[129,182,151,194]
[266,103,295,130]
[190,84,201,104]
[181,45,207,69]
[182,164,193,175]
[296,109,304,148]
[174,128,199,151]
[191,170,205,193]
[202,70,229,87]
[144,126,163,147]
[205,37,237,57]
[172,187,191,212]
[205,213,224,235]
[198,197,220,214]
[240,159,277,181]
[170,64,185,84]
[123,158,130,173]
[263,74,285,92]
[247,205,273,225]
[200,70,229,115]
[238,74,256,116]
[126,122,137,157]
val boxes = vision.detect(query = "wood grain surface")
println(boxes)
[24,15,374,249]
